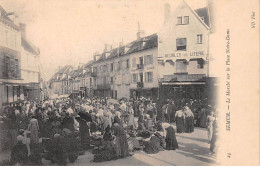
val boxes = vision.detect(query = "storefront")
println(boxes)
[130,88,158,100]
[159,74,214,104]
[23,83,41,102]
[0,79,25,109]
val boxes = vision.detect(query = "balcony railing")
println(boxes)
[137,64,144,69]
[137,82,144,88]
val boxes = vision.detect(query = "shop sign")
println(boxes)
[165,51,205,58]
[163,74,206,82]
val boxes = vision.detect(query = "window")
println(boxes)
[132,58,136,68]
[145,72,153,83]
[4,56,10,77]
[126,59,129,69]
[139,73,143,83]
[146,55,153,65]
[132,74,137,83]
[117,61,121,71]
[139,56,143,65]
[110,77,114,84]
[103,65,107,72]
[5,30,8,46]
[176,60,187,73]
[177,17,182,25]
[184,16,189,24]
[197,34,203,44]
[15,59,19,78]
[176,38,187,50]
[197,63,204,69]
[110,63,113,71]
[177,16,189,25]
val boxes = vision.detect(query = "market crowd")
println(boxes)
[0,96,218,165]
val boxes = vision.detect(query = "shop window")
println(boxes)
[176,38,187,50]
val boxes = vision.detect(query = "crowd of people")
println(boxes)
[0,96,218,165]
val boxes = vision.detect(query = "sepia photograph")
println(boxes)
[0,0,258,166]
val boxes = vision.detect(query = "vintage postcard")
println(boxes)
[0,0,259,166]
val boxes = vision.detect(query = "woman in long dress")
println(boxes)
[28,115,40,144]
[128,107,137,129]
[200,107,207,128]
[114,111,123,127]
[79,118,90,150]
[175,108,185,133]
[144,133,164,154]
[113,123,129,158]
[206,111,216,143]
[165,126,178,150]
[184,106,194,133]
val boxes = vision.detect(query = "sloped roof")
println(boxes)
[195,7,210,28]
[0,6,12,22]
[21,37,40,55]
[84,60,94,68]
[0,5,20,30]
[95,33,158,63]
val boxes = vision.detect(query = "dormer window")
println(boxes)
[177,16,189,25]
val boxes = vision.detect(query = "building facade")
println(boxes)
[129,34,158,100]
[48,0,216,103]
[157,1,211,102]
[0,6,22,110]
[20,24,41,102]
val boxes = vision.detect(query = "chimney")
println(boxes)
[104,44,112,52]
[93,51,100,61]
[207,0,216,33]
[137,22,146,40]
[19,23,26,38]
[164,3,171,24]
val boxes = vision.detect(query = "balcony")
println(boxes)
[91,72,97,77]
[137,82,144,88]
[137,64,144,69]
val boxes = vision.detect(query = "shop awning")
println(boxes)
[162,82,205,85]
[0,79,24,85]
[189,58,205,64]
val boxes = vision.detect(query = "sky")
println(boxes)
[0,0,206,81]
